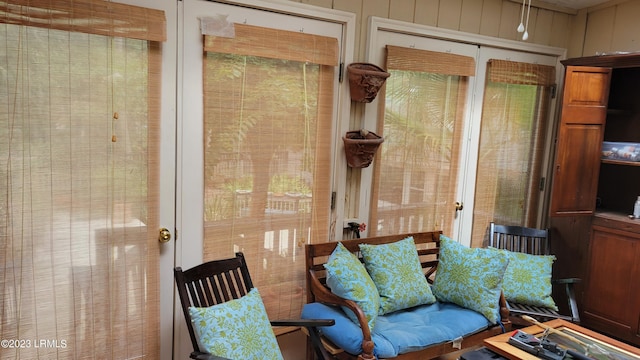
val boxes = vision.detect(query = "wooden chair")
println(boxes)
[489,222,580,326]
[175,252,335,360]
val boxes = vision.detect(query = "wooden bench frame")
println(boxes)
[305,231,511,360]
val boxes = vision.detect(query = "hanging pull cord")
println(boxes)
[523,0,532,40]
[517,0,526,33]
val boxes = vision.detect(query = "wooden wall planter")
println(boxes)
[343,129,384,168]
[347,63,390,103]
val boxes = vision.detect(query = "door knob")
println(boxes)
[455,202,463,211]
[158,228,172,243]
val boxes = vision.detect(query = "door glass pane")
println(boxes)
[471,60,555,247]
[0,25,160,359]
[372,70,468,236]
[202,51,333,319]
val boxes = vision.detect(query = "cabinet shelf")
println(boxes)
[606,108,630,115]
[594,210,640,225]
[601,159,640,166]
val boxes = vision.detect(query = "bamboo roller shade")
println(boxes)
[0,0,166,42]
[204,23,338,66]
[386,44,475,76]
[488,59,556,86]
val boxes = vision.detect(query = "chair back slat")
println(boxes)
[174,252,254,353]
[220,273,234,302]
[489,222,549,255]
[189,280,207,307]
[204,275,220,304]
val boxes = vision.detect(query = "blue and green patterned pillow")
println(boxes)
[188,288,284,360]
[432,235,509,324]
[325,242,380,330]
[359,237,436,315]
[491,248,557,310]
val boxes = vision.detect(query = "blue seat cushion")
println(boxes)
[301,301,492,358]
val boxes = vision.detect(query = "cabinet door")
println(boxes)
[583,225,640,345]
[550,66,612,216]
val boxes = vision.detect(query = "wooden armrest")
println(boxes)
[498,291,511,328]
[308,270,370,329]
[271,319,335,327]
[308,269,375,358]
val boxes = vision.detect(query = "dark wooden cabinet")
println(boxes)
[549,54,640,346]
[549,66,610,216]
[584,215,640,345]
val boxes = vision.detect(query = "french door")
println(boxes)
[175,1,351,358]
[366,18,562,246]
[367,34,479,239]
[466,47,560,247]
[0,1,171,359]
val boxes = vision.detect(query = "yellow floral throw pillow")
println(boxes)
[432,235,509,324]
[360,237,436,314]
[492,248,558,310]
[188,288,284,360]
[325,242,380,330]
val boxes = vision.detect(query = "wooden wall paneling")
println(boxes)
[362,0,391,21]
[333,0,363,58]
[389,0,416,23]
[532,8,553,45]
[332,0,361,16]
[567,10,587,58]
[286,0,586,52]
[460,0,483,34]
[437,0,463,30]
[360,0,389,59]
[300,0,333,8]
[611,1,640,53]
[549,11,572,49]
[479,0,502,37]
[498,0,525,41]
[526,7,540,41]
[583,6,615,56]
[414,0,439,26]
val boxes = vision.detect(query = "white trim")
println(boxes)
[206,0,356,24]
[116,1,178,360]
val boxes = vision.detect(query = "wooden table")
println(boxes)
[484,319,640,360]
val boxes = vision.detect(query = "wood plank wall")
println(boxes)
[582,0,640,56]
[290,0,640,59]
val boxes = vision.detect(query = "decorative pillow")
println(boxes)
[359,237,436,315]
[188,288,284,360]
[491,248,558,310]
[432,235,509,324]
[325,242,380,330]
